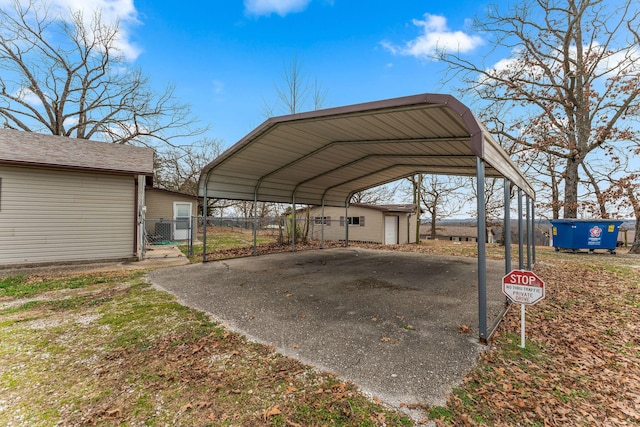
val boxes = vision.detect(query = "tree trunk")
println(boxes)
[563,157,580,218]
[627,184,640,254]
[630,217,640,254]
[430,212,437,240]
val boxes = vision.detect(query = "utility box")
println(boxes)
[154,221,173,242]
[550,219,623,254]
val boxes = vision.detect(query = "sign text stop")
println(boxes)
[502,269,545,305]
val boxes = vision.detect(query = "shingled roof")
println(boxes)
[0,128,154,175]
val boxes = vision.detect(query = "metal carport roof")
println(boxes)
[198,93,537,342]
[199,93,534,205]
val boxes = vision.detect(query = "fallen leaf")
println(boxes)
[104,409,121,418]
[285,385,298,394]
[458,324,472,334]
[263,404,282,420]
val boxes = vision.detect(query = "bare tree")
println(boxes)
[265,54,327,116]
[405,175,465,239]
[527,150,564,219]
[0,0,204,145]
[467,177,507,243]
[155,137,223,196]
[439,0,640,218]
[350,183,398,205]
[603,173,640,253]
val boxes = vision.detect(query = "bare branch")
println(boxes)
[0,0,206,146]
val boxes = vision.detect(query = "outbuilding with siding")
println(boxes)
[145,187,198,242]
[306,203,417,244]
[0,129,154,266]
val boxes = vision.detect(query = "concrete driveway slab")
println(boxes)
[147,247,506,418]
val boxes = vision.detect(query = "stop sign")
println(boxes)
[502,270,545,305]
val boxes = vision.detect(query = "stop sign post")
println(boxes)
[502,270,545,348]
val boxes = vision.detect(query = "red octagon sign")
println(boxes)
[502,270,545,305]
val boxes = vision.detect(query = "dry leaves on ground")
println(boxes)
[435,251,640,426]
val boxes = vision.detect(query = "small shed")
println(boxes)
[145,187,198,242]
[0,129,154,266]
[306,203,417,244]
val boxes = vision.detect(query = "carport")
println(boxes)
[198,93,536,341]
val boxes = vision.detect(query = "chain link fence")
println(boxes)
[143,218,194,259]
[142,215,352,260]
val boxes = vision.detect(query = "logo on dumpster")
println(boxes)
[589,226,602,238]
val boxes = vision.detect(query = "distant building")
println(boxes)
[420,224,478,242]
[305,203,418,244]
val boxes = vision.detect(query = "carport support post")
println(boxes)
[253,191,258,256]
[532,203,536,264]
[291,196,296,252]
[321,200,325,249]
[202,185,208,263]
[504,180,511,274]
[476,157,488,341]
[526,196,532,270]
[345,203,349,247]
[518,188,524,270]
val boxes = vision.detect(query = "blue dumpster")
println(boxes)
[550,219,623,254]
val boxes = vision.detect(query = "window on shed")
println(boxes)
[340,216,365,226]
[314,216,331,226]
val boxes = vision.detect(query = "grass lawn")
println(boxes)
[1,239,639,426]
[0,271,412,426]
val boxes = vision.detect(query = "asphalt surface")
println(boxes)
[147,247,506,420]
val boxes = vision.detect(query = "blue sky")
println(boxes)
[119,0,498,147]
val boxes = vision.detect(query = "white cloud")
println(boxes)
[211,79,224,95]
[0,0,141,60]
[244,0,311,17]
[482,42,640,86]
[14,87,43,107]
[383,13,484,59]
[62,0,140,60]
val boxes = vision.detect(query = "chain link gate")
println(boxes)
[142,217,194,259]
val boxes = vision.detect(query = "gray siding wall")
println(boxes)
[0,165,135,265]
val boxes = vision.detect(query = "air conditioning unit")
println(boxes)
[154,222,172,241]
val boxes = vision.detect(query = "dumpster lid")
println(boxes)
[550,219,624,224]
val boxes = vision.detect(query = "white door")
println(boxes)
[384,215,398,245]
[173,202,192,240]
